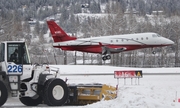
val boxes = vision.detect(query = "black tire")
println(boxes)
[102,56,106,61]
[0,81,8,107]
[19,96,42,106]
[106,55,111,60]
[43,78,69,106]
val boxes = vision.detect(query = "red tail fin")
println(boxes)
[47,20,77,42]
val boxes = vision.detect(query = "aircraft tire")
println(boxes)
[43,78,69,106]
[19,96,42,106]
[106,55,111,60]
[102,56,106,61]
[0,81,8,107]
[152,51,156,54]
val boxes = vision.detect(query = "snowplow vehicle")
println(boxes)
[0,41,116,107]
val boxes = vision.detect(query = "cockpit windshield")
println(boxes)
[152,34,161,37]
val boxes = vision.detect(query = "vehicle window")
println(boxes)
[7,43,30,64]
[0,43,5,62]
[8,44,19,63]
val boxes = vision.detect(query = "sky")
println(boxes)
[3,65,180,108]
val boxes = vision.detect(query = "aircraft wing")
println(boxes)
[102,46,127,54]
[108,47,127,53]
[99,43,127,54]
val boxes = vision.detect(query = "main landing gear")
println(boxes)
[102,54,111,61]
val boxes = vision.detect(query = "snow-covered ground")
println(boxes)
[3,65,180,108]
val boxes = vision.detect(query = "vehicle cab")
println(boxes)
[0,41,33,81]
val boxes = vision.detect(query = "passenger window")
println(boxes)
[146,37,148,40]
[141,38,143,40]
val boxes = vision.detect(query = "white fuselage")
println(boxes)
[53,32,174,47]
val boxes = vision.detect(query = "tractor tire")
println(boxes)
[0,81,8,107]
[43,78,69,106]
[19,96,42,106]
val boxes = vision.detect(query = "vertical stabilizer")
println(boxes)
[47,20,77,42]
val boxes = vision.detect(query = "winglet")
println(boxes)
[47,20,77,42]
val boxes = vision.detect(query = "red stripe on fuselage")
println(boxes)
[53,44,168,54]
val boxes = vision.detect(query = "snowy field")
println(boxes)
[3,65,180,108]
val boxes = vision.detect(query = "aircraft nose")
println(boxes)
[164,38,174,45]
[168,39,174,45]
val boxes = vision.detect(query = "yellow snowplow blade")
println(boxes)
[67,84,117,105]
[100,84,117,100]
